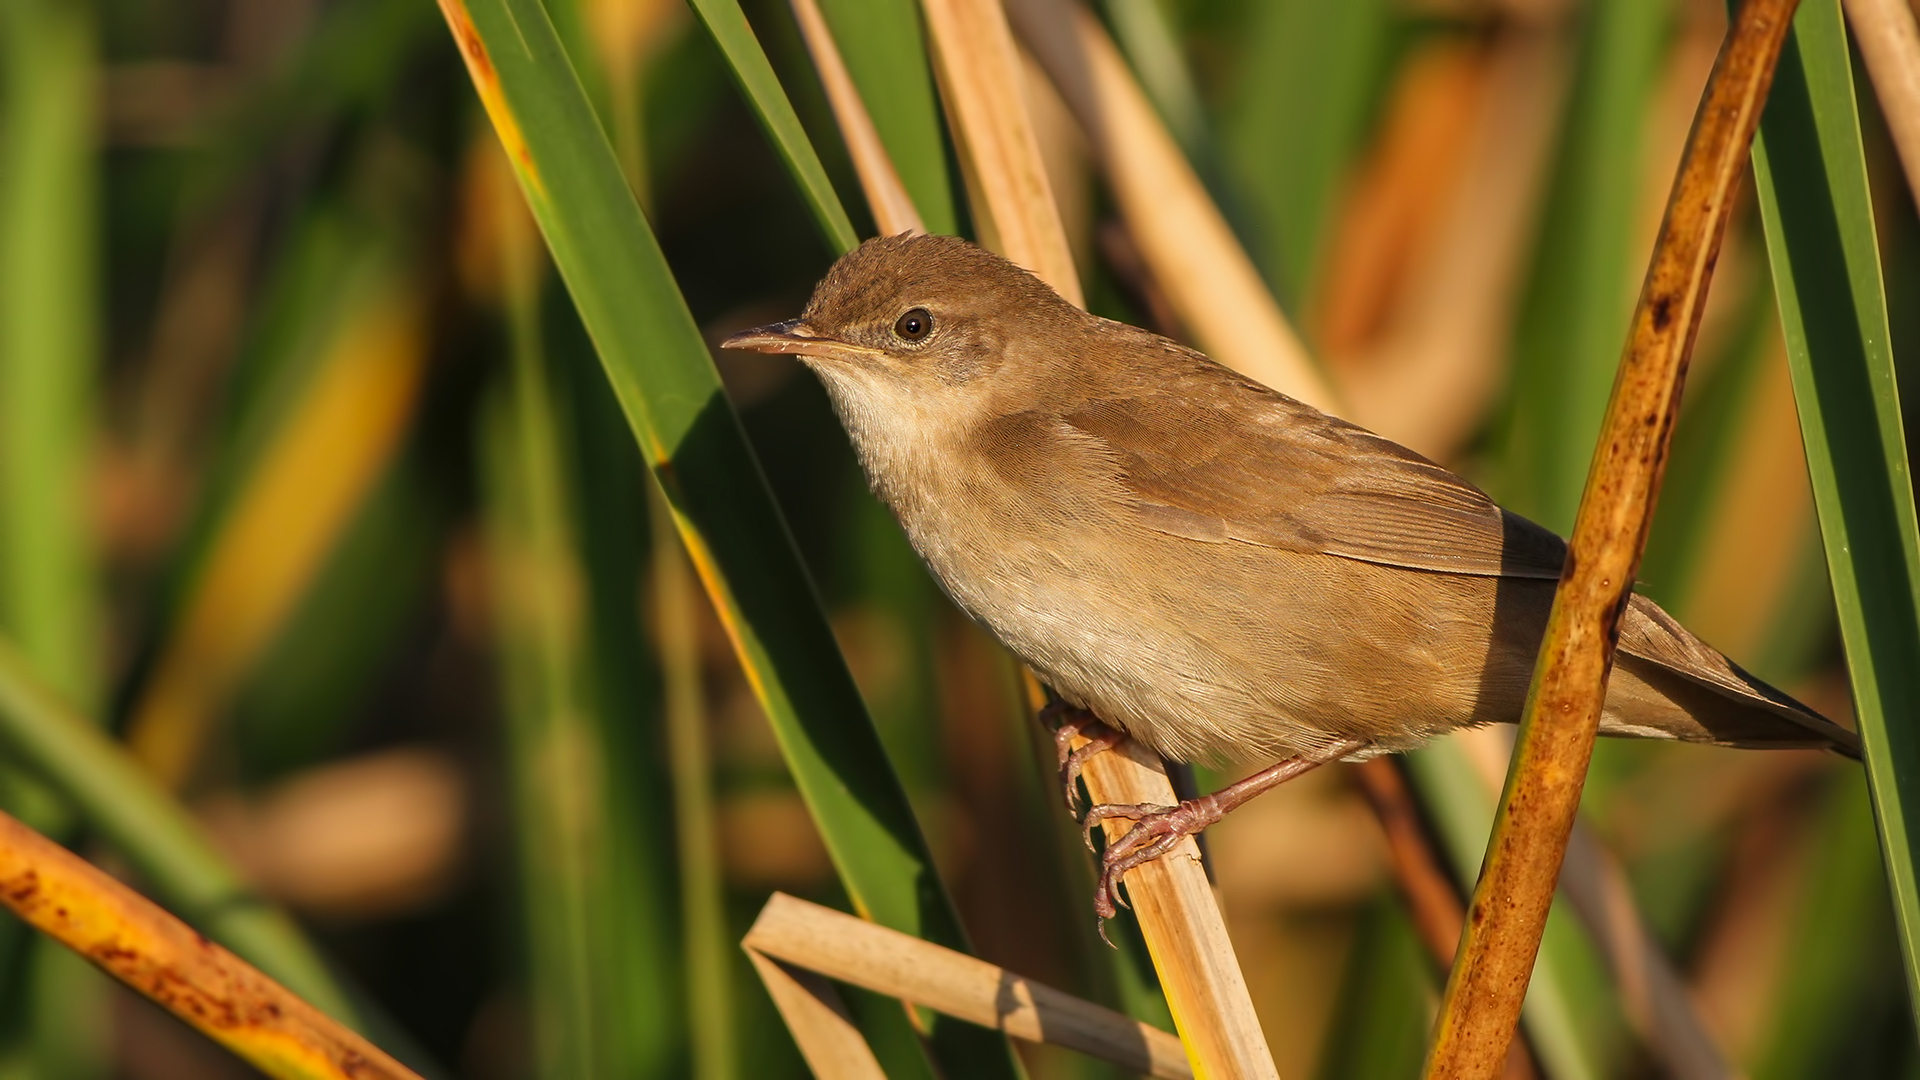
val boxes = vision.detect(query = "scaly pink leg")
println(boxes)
[1081,739,1368,934]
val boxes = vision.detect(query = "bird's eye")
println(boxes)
[893,308,933,342]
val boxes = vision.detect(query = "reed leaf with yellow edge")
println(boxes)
[1425,0,1803,1071]
[432,0,1020,1073]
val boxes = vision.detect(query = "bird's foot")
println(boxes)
[1076,740,1370,944]
[1041,703,1125,815]
[1079,796,1227,941]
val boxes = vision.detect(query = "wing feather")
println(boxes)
[1057,391,1567,580]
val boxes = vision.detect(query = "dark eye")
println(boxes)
[894,307,933,342]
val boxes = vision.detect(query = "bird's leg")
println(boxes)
[1041,702,1126,815]
[1082,739,1368,929]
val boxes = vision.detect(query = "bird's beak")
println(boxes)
[721,319,818,355]
[720,320,880,363]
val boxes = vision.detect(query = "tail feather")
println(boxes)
[1602,595,1861,759]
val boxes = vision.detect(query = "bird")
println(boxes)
[723,232,1860,921]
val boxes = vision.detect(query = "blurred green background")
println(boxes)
[0,0,1915,1075]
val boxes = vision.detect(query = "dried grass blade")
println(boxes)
[790,0,925,235]
[1004,0,1334,411]
[747,892,1193,1078]
[1422,1,1802,1074]
[745,949,888,1080]
[921,0,1080,300]
[918,2,1270,1070]
[1841,0,1920,216]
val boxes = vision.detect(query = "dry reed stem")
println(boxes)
[743,947,888,1080]
[1844,0,1920,218]
[0,809,417,1080]
[1072,735,1278,1079]
[787,0,925,237]
[1451,728,1740,1080]
[1353,760,1539,1080]
[1017,673,1279,1079]
[913,0,1273,1068]
[746,891,1194,1077]
[920,0,1081,301]
[1004,0,1335,412]
[1423,1,1801,1073]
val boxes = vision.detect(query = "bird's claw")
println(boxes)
[1044,704,1124,815]
[1080,801,1174,852]
[1039,703,1229,946]
[1084,797,1224,946]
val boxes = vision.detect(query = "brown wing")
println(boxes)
[1057,389,1568,580]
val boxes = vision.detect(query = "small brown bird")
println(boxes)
[724,233,1859,917]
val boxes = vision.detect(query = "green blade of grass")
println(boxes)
[560,326,687,1079]
[685,0,858,253]
[480,184,685,1077]
[479,216,686,1078]
[546,8,732,1073]
[648,486,734,1080]
[0,1,110,1071]
[434,1,1019,1073]
[1314,897,1434,1080]
[0,0,97,718]
[1748,0,1920,1031]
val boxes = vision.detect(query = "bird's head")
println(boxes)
[722,233,1083,405]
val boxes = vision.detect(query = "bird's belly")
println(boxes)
[896,503,1520,763]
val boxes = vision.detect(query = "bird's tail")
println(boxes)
[1599,595,1861,759]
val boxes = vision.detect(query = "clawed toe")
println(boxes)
[1084,800,1217,944]
[1044,705,1124,815]
[1071,739,1370,944]
[1080,801,1175,852]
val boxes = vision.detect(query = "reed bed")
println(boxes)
[0,0,1913,1076]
